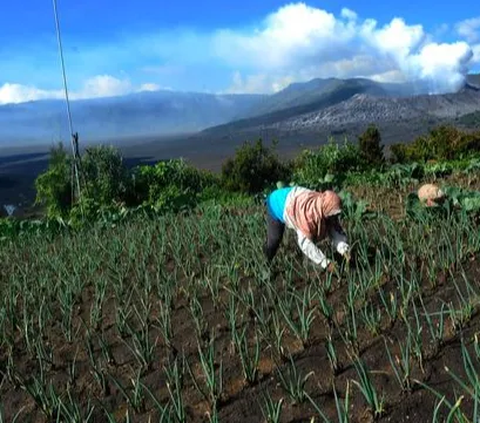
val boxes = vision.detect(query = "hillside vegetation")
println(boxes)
[2,124,480,422]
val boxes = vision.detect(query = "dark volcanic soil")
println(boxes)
[1,217,480,423]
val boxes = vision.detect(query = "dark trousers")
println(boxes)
[263,209,285,263]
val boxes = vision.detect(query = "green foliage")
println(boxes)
[344,163,424,189]
[81,145,129,206]
[346,158,480,189]
[131,158,219,213]
[292,139,364,190]
[34,143,72,218]
[442,186,480,215]
[358,124,385,167]
[389,143,408,164]
[405,185,480,221]
[3,176,480,421]
[405,192,450,221]
[34,143,222,222]
[390,125,480,163]
[34,143,130,220]
[27,127,480,229]
[0,216,70,240]
[382,163,424,187]
[221,139,291,194]
[197,186,254,207]
[339,191,377,222]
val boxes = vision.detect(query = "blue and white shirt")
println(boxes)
[267,186,349,268]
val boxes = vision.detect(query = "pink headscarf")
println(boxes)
[418,184,445,207]
[285,190,342,240]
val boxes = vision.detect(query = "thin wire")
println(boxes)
[52,0,82,200]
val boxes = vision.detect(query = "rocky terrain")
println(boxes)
[271,85,480,132]
[196,79,480,146]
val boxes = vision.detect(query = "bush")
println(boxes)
[34,142,224,220]
[292,138,364,190]
[131,158,219,212]
[34,143,73,218]
[389,143,408,164]
[358,124,385,167]
[81,145,129,206]
[221,139,291,194]
[35,143,133,219]
[390,125,480,163]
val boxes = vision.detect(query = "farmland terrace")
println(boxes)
[1,168,480,422]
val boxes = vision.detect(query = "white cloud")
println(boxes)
[224,71,294,94]
[0,83,63,104]
[0,75,162,105]
[74,75,133,99]
[138,83,162,92]
[473,44,480,64]
[340,8,357,21]
[368,70,408,83]
[456,17,480,43]
[213,3,475,93]
[213,3,358,71]
[408,42,472,91]
[1,3,478,99]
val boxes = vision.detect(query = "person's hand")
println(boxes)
[326,262,336,273]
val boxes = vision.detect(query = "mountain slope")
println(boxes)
[203,79,391,134]
[0,90,265,146]
[201,83,480,139]
[206,76,462,134]
[272,87,480,132]
[235,77,438,121]
[1,73,479,147]
[238,78,386,117]
[467,73,480,87]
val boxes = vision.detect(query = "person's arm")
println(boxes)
[296,230,331,269]
[328,216,350,256]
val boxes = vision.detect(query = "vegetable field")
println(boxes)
[1,179,480,422]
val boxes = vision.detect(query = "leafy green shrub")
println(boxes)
[292,139,364,190]
[390,125,480,163]
[405,192,451,221]
[463,157,480,174]
[197,188,254,210]
[81,145,129,205]
[221,139,291,194]
[34,142,223,221]
[383,163,424,187]
[0,217,67,240]
[35,143,131,219]
[358,124,385,168]
[131,158,219,212]
[389,143,408,164]
[34,143,72,218]
[423,161,454,178]
[338,191,377,222]
[405,185,480,221]
[442,186,480,215]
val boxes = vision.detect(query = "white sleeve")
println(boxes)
[296,230,330,269]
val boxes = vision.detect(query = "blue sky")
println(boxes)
[0,0,479,104]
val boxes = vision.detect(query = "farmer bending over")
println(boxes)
[264,186,350,272]
[418,183,446,207]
